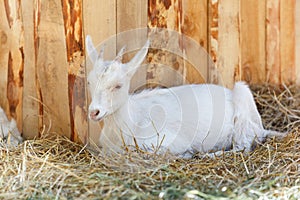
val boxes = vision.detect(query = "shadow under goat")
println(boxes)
[86,36,286,158]
[0,107,23,147]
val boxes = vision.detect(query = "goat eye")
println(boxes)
[108,84,122,91]
[114,84,122,89]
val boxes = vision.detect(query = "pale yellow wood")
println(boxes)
[116,0,147,44]
[280,0,296,85]
[266,0,280,84]
[212,0,240,88]
[240,0,266,83]
[83,0,116,58]
[21,0,40,139]
[83,0,116,147]
[0,0,24,132]
[36,0,71,138]
[296,0,300,84]
[0,2,9,112]
[182,0,207,84]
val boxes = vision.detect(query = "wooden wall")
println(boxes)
[0,0,299,143]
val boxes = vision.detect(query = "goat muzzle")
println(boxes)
[89,110,100,120]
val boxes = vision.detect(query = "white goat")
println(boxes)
[0,107,23,147]
[86,36,283,158]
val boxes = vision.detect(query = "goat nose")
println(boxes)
[90,110,100,119]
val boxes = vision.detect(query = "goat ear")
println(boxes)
[114,45,126,63]
[98,44,105,61]
[85,35,98,64]
[125,40,150,77]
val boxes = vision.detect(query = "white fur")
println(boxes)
[0,107,23,147]
[86,36,284,158]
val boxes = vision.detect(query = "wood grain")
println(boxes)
[21,0,40,139]
[181,0,207,84]
[266,0,280,84]
[0,0,24,132]
[61,0,87,143]
[209,0,240,88]
[36,0,71,137]
[280,0,295,85]
[296,0,300,84]
[0,2,10,118]
[148,0,185,88]
[208,0,219,84]
[240,0,266,83]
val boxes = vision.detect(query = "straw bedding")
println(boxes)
[1,84,300,199]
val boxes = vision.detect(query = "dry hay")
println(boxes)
[251,84,300,132]
[1,84,300,200]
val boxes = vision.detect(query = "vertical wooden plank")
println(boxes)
[296,0,300,84]
[116,0,147,45]
[266,0,280,84]
[21,0,40,139]
[148,0,185,88]
[116,0,148,92]
[181,0,208,50]
[280,0,295,85]
[61,0,87,143]
[0,0,24,132]
[209,0,240,88]
[36,0,71,137]
[181,0,207,84]
[240,0,266,84]
[83,0,116,51]
[83,0,116,146]
[208,0,219,84]
[0,2,10,117]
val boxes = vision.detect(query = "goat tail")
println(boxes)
[231,82,286,151]
[232,81,263,128]
[264,129,288,139]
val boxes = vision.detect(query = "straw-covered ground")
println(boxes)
[1,84,300,199]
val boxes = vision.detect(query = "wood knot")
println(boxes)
[162,0,171,9]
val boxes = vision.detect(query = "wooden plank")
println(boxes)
[148,0,185,88]
[61,0,87,143]
[181,0,208,84]
[36,0,71,138]
[0,0,24,133]
[83,0,116,55]
[116,0,147,45]
[280,0,296,85]
[83,0,116,147]
[296,0,300,84]
[21,0,40,139]
[116,0,148,92]
[0,2,10,117]
[266,0,280,84]
[208,0,219,84]
[209,0,240,88]
[240,0,266,84]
